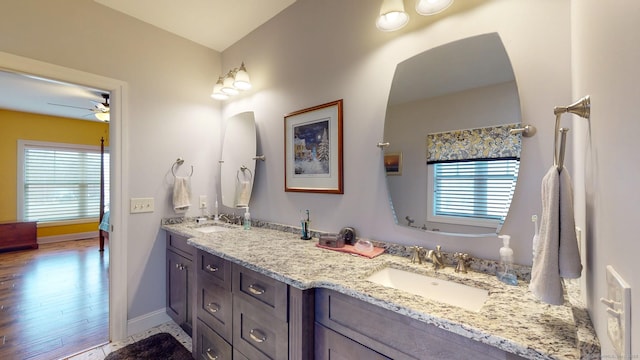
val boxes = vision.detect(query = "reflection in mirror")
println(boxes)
[383,33,522,236]
[220,111,257,209]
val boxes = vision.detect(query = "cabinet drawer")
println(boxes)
[167,232,193,259]
[315,323,391,360]
[233,263,288,322]
[195,319,232,360]
[197,273,232,343]
[316,289,517,360]
[197,250,231,291]
[233,296,288,360]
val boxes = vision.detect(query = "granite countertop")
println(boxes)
[161,219,600,360]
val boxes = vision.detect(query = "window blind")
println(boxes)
[433,159,519,222]
[22,143,109,223]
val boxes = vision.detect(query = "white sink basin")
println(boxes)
[365,267,489,312]
[195,225,231,233]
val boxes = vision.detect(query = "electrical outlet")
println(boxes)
[601,265,631,359]
[130,197,154,213]
[199,195,207,209]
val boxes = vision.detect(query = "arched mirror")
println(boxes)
[220,111,257,209]
[383,33,522,236]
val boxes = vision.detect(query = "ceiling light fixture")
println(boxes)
[95,111,110,122]
[211,62,252,101]
[376,0,454,31]
[415,0,454,15]
[376,0,409,32]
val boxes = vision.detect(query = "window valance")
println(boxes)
[426,123,521,164]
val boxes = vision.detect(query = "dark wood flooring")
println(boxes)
[0,238,109,360]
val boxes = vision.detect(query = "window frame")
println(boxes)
[17,139,109,225]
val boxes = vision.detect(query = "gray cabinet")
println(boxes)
[166,232,194,336]
[194,249,313,360]
[315,289,525,360]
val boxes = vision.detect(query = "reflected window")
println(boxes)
[429,159,519,227]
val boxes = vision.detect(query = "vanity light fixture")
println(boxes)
[210,62,252,101]
[376,0,454,31]
[376,0,409,32]
[211,76,229,100]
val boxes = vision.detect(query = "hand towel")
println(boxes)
[173,176,191,213]
[530,166,582,305]
[235,180,251,207]
[315,243,385,259]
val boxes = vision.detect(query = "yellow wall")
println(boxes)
[0,109,109,237]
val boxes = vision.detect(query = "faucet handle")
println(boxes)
[410,246,425,264]
[454,252,471,273]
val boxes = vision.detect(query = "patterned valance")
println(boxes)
[426,123,521,164]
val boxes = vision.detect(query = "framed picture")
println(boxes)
[384,152,402,176]
[285,99,343,193]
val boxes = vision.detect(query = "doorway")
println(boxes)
[0,50,128,343]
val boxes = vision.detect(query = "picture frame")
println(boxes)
[284,99,343,193]
[384,152,402,176]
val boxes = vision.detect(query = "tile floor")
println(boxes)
[63,321,192,360]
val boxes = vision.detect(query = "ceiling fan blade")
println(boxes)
[48,102,93,111]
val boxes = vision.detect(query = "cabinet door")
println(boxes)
[167,249,192,334]
[315,323,391,360]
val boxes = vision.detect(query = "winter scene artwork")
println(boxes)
[293,119,330,176]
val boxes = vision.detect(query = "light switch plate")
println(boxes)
[601,265,631,358]
[130,197,154,213]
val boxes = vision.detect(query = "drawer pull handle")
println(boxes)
[248,284,265,295]
[175,263,185,270]
[205,264,219,272]
[206,302,220,314]
[205,348,219,360]
[249,328,267,343]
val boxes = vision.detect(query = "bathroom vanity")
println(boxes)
[162,219,599,359]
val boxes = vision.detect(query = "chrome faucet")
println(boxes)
[454,252,471,273]
[428,245,445,270]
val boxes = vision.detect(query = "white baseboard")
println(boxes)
[38,231,99,244]
[126,308,172,337]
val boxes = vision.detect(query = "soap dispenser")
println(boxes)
[497,235,518,285]
[243,206,251,230]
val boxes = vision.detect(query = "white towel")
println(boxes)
[235,180,251,207]
[173,176,191,213]
[530,166,583,305]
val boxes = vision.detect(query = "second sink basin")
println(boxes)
[365,267,489,312]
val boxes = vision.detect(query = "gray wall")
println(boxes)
[573,0,640,357]
[222,0,571,267]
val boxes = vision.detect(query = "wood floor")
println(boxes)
[0,238,109,360]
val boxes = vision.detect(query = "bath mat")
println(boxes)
[104,332,191,360]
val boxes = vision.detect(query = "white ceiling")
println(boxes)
[0,0,296,121]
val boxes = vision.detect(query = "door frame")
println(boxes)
[0,51,129,341]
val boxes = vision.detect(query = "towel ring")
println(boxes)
[171,158,193,177]
[237,165,253,182]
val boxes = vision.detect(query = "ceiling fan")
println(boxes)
[48,93,110,122]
